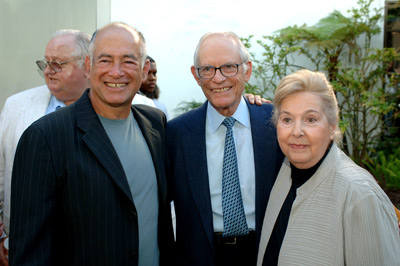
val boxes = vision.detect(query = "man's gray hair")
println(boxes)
[193,32,250,73]
[52,29,91,68]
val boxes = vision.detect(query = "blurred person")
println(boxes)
[9,22,174,265]
[132,55,156,107]
[139,55,157,98]
[167,32,284,266]
[0,29,91,265]
[138,56,167,117]
[257,69,400,266]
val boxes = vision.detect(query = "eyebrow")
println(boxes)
[97,53,139,61]
[279,109,321,115]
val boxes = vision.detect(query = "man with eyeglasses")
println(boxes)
[0,29,90,265]
[166,32,284,266]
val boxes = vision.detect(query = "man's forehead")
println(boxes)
[45,35,76,58]
[97,25,140,42]
[198,37,240,63]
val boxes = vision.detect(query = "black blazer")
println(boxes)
[10,90,175,265]
[166,100,284,266]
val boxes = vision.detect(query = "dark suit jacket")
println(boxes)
[10,90,175,265]
[166,99,284,266]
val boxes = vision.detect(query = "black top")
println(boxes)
[262,142,332,266]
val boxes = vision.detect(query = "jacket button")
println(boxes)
[130,210,137,219]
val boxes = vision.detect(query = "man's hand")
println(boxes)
[244,94,271,105]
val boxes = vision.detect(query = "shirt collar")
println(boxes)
[46,95,66,114]
[206,96,250,133]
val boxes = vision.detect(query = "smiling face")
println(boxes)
[44,35,88,105]
[191,35,252,117]
[277,92,336,169]
[87,25,149,119]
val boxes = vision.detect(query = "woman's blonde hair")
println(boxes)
[272,69,342,143]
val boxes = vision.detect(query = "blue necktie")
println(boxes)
[221,117,249,237]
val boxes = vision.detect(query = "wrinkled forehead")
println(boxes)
[92,27,143,60]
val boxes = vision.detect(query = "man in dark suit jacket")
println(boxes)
[10,22,174,265]
[167,32,284,266]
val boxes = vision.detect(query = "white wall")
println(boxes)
[0,0,111,110]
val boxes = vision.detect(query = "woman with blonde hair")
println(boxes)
[257,69,400,265]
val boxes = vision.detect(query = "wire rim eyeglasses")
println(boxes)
[36,58,83,73]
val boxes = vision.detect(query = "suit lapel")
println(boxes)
[131,106,167,204]
[76,91,133,203]
[256,159,291,265]
[247,101,281,235]
[182,102,215,245]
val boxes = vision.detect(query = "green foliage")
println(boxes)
[363,143,400,189]
[173,99,204,116]
[243,0,400,167]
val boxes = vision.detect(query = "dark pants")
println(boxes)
[214,231,257,266]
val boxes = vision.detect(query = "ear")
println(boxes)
[142,59,150,81]
[84,55,91,79]
[244,61,252,82]
[191,65,201,85]
[329,122,337,140]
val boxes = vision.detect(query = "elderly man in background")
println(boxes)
[0,29,91,265]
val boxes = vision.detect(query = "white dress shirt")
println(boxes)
[206,96,256,232]
[133,92,156,107]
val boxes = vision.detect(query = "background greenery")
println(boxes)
[242,0,400,194]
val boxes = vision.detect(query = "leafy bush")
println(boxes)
[363,143,400,189]
[173,99,203,116]
[242,0,400,166]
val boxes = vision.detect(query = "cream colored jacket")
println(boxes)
[0,85,51,232]
[257,143,400,266]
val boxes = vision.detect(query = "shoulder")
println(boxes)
[330,148,390,203]
[4,85,50,105]
[132,104,166,127]
[246,100,274,117]
[28,99,77,134]
[132,94,156,107]
[167,101,207,131]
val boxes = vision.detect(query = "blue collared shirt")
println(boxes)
[45,95,66,114]
[206,96,256,232]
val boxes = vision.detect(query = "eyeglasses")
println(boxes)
[196,63,243,79]
[36,58,82,73]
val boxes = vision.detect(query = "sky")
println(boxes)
[111,0,384,119]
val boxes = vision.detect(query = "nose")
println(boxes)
[292,121,304,137]
[44,64,56,75]
[148,73,156,81]
[212,68,226,82]
[109,63,124,78]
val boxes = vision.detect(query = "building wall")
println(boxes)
[0,0,111,109]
